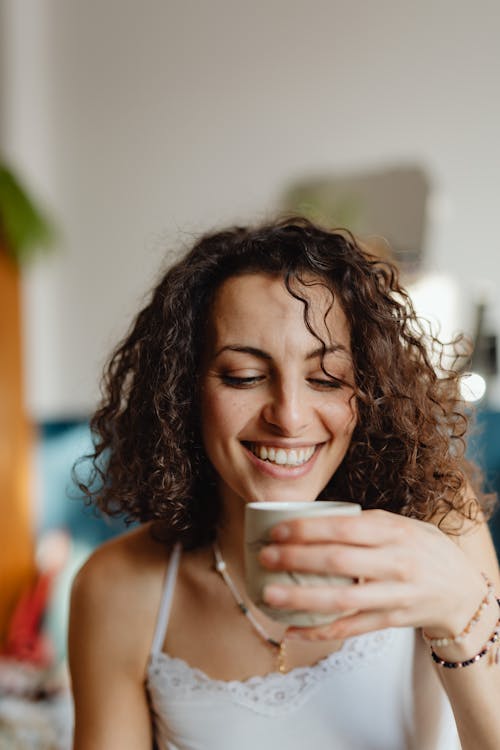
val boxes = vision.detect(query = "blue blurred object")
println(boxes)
[467,409,500,555]
[36,420,128,542]
[36,420,130,660]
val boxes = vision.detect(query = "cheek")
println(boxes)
[200,389,224,442]
[345,395,357,433]
[334,401,357,465]
[200,387,247,443]
[324,394,357,435]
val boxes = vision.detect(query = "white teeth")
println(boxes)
[252,444,316,466]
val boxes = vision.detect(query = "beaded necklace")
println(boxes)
[213,542,287,673]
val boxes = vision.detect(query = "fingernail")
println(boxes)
[284,629,301,640]
[287,628,324,642]
[271,523,290,541]
[286,628,314,641]
[263,585,288,605]
[259,546,280,566]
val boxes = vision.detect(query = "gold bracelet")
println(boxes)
[422,573,494,648]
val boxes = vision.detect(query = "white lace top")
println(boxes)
[146,544,461,750]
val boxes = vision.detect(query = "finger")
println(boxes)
[286,609,399,642]
[262,580,411,616]
[270,508,408,547]
[259,542,410,582]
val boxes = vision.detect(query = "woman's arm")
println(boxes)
[258,507,500,750]
[69,540,155,750]
[429,520,500,750]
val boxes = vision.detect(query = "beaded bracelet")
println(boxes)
[422,573,494,648]
[430,599,500,669]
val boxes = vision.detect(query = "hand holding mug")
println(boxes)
[244,501,361,627]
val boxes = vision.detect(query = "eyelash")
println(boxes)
[220,375,264,388]
[220,375,344,390]
[308,377,344,390]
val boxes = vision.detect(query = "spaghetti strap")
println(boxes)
[151,542,182,654]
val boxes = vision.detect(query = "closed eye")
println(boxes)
[307,377,344,390]
[220,374,265,388]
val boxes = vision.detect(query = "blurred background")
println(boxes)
[1,0,500,745]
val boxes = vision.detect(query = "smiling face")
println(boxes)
[200,273,357,511]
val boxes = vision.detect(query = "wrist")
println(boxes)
[423,572,494,645]
[424,596,500,666]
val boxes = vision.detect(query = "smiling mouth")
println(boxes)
[245,443,318,467]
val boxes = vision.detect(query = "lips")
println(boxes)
[247,443,317,467]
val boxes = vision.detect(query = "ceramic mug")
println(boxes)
[244,500,361,627]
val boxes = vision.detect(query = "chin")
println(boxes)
[244,487,321,505]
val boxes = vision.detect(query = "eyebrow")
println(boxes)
[214,344,350,361]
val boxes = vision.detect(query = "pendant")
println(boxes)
[277,640,286,674]
[492,644,500,666]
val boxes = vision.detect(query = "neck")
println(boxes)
[215,491,247,579]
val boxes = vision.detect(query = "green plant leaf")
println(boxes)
[0,164,56,265]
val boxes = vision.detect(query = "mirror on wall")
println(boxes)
[282,164,430,269]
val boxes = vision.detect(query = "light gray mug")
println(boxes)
[244,501,361,627]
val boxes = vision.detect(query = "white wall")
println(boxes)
[2,0,500,418]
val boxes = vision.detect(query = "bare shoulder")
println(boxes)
[70,523,170,676]
[432,486,500,588]
[453,518,500,588]
[73,522,168,593]
[69,524,172,748]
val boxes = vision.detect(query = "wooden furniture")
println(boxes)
[0,249,35,644]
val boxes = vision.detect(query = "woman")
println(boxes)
[69,217,500,749]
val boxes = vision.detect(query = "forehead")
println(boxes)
[206,273,351,352]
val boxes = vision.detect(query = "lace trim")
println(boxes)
[147,629,396,716]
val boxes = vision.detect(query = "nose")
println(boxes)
[261,378,311,436]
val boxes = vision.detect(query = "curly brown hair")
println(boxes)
[77,216,491,548]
